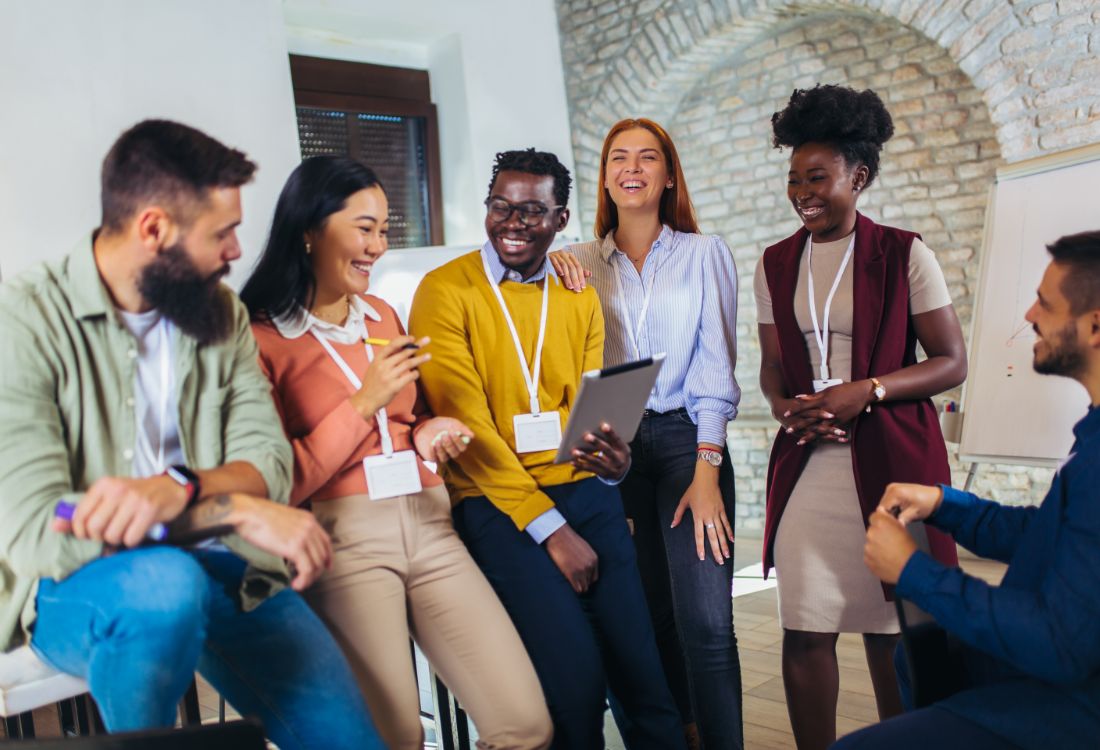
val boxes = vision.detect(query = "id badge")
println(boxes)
[513,412,562,454]
[812,378,843,393]
[363,450,423,501]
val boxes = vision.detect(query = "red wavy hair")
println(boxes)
[594,118,700,238]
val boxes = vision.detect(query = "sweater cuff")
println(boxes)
[508,489,557,532]
[929,484,977,532]
[526,509,567,544]
[896,549,941,600]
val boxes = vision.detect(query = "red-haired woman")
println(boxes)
[551,118,743,750]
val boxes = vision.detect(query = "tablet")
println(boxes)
[553,354,666,464]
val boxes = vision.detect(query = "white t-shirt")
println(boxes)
[116,309,185,477]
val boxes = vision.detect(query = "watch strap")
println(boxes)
[165,464,201,506]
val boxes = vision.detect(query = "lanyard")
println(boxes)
[311,330,395,456]
[805,233,855,382]
[480,254,550,415]
[612,254,657,361]
[135,319,171,472]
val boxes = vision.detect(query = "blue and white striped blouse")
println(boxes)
[568,225,740,446]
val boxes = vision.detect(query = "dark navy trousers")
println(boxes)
[453,477,685,750]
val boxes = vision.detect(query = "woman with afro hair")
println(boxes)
[753,85,967,749]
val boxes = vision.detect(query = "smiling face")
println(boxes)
[1026,261,1088,377]
[307,186,389,299]
[603,127,670,216]
[787,142,867,242]
[485,170,568,279]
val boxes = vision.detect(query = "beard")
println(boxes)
[1032,320,1085,377]
[137,242,233,346]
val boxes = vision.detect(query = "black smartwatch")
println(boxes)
[165,464,201,506]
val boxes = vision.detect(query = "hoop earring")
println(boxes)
[666,181,673,188]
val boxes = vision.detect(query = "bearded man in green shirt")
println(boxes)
[0,120,382,750]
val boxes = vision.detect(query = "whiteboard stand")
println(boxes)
[962,462,979,493]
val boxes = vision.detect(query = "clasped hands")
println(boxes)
[777,379,876,446]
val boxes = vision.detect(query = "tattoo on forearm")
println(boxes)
[170,493,234,535]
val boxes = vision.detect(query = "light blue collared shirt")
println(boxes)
[568,226,740,446]
[479,243,623,544]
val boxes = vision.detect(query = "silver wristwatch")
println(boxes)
[697,449,723,467]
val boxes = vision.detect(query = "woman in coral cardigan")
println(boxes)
[241,156,551,750]
[755,85,967,750]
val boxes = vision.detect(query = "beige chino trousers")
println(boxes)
[306,485,552,750]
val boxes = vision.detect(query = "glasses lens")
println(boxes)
[517,205,548,226]
[487,199,513,223]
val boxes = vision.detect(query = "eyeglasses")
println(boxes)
[484,198,564,227]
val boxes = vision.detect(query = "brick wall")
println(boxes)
[554,0,1100,529]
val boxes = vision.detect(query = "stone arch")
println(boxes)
[555,0,1100,519]
[559,0,1099,228]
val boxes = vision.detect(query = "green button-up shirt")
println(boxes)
[0,239,294,652]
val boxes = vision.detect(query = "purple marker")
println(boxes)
[54,501,168,542]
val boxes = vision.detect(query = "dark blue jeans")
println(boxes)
[619,409,743,750]
[32,547,382,750]
[453,477,685,750]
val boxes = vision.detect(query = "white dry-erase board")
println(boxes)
[959,143,1100,467]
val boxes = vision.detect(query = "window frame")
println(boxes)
[290,54,444,246]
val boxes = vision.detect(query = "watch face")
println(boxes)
[699,451,722,467]
[874,385,886,400]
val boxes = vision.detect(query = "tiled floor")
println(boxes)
[8,538,1006,749]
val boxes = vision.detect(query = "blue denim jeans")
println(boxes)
[31,547,382,750]
[619,409,743,750]
[453,478,685,750]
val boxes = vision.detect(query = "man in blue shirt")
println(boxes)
[836,230,1100,750]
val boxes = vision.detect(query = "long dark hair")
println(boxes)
[241,155,383,321]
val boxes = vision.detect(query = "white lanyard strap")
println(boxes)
[481,255,550,414]
[311,330,395,455]
[136,320,171,472]
[806,234,856,382]
[612,256,657,361]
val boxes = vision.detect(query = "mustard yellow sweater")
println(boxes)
[409,250,604,530]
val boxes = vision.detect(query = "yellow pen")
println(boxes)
[364,337,421,350]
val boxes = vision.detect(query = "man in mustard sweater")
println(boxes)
[410,149,684,750]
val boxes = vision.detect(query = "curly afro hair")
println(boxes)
[487,148,572,207]
[771,85,894,187]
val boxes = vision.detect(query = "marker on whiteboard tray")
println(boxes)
[54,500,168,542]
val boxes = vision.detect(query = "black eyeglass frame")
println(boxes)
[483,197,566,227]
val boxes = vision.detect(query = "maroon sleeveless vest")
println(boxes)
[760,212,957,598]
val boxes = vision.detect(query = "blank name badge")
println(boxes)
[362,450,423,501]
[513,412,562,454]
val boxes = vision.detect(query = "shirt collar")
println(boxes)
[271,294,383,344]
[1072,403,1100,444]
[480,241,557,285]
[597,224,675,263]
[68,233,119,320]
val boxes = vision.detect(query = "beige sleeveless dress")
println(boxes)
[753,231,952,633]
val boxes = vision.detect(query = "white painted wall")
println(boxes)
[0,0,579,287]
[0,0,302,287]
[283,0,582,246]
